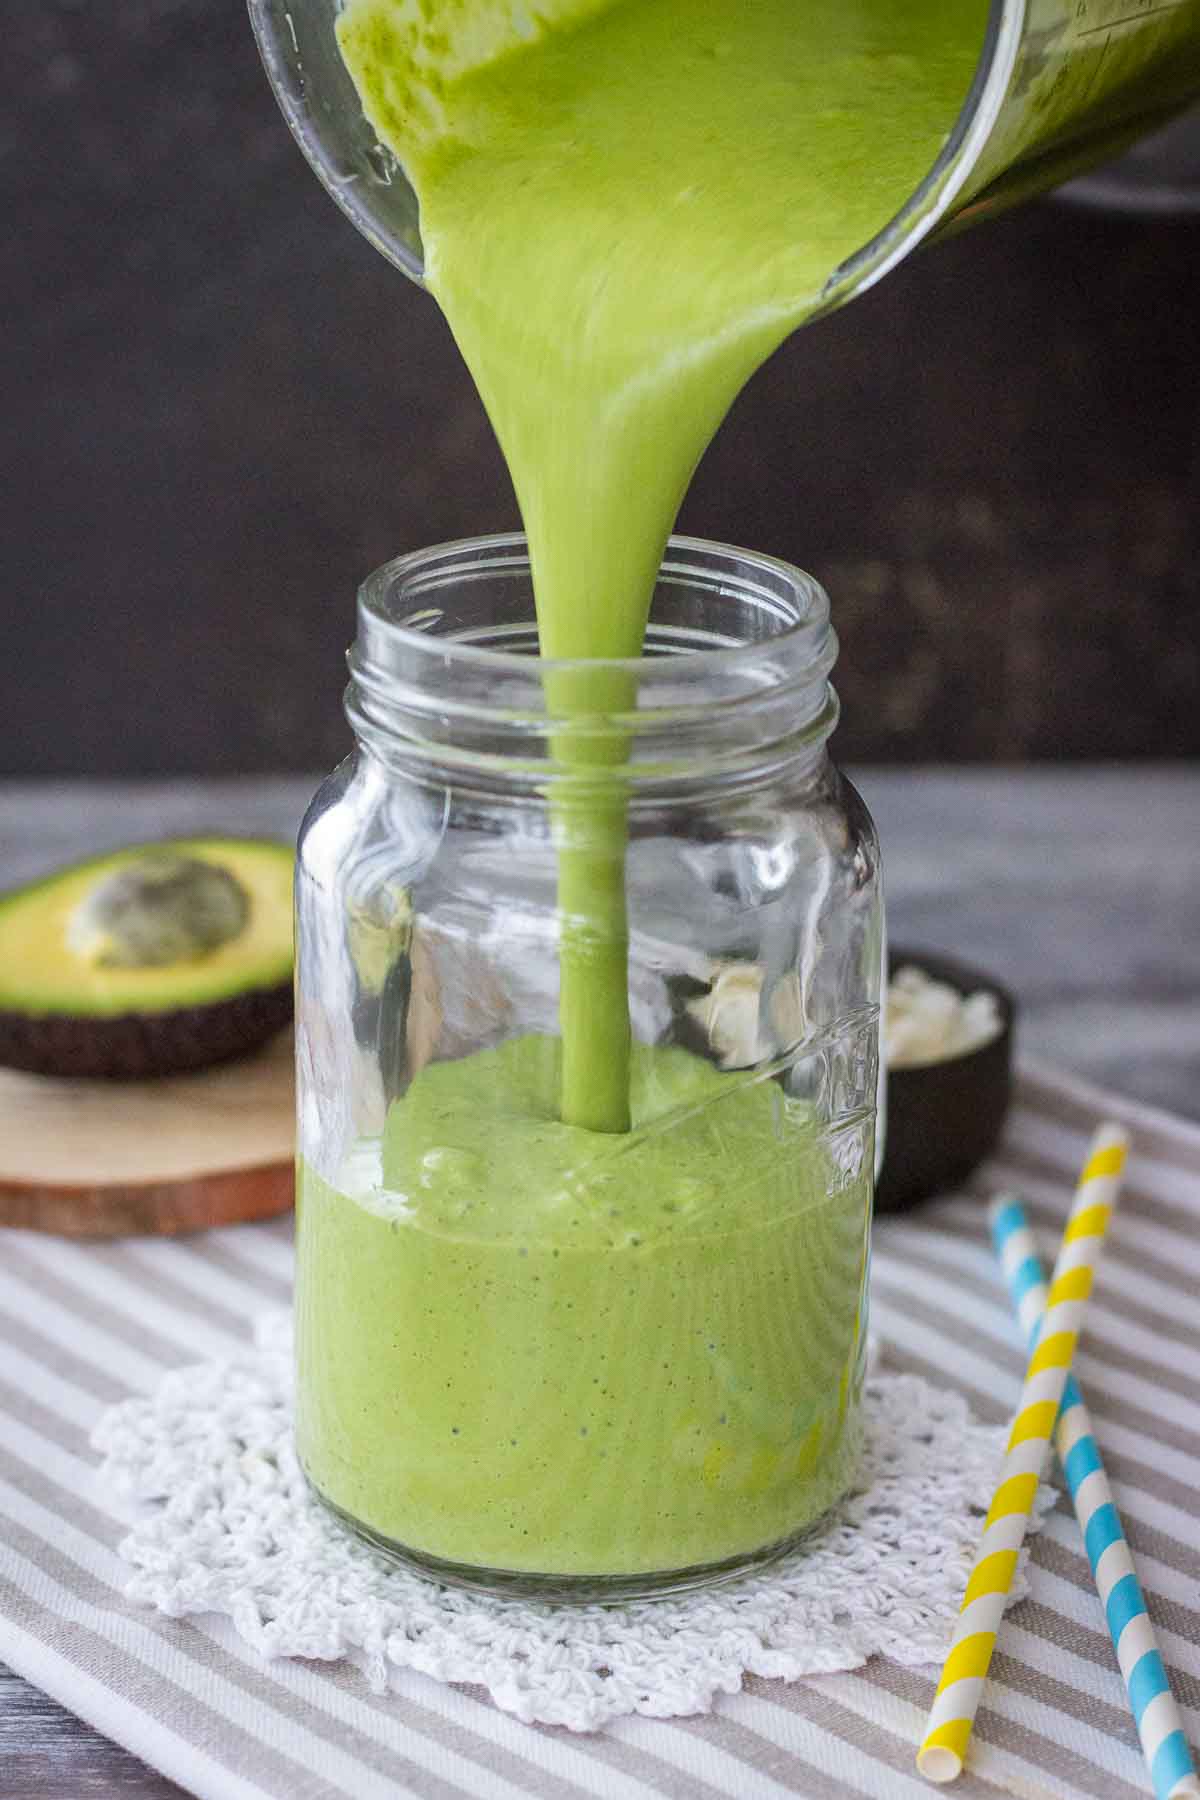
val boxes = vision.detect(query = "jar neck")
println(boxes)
[346,534,840,790]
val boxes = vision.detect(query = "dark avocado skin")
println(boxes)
[0,981,293,1080]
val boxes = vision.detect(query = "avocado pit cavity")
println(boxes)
[68,854,250,969]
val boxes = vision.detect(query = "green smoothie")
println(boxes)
[295,0,984,1578]
[336,0,986,1128]
[296,1037,871,1574]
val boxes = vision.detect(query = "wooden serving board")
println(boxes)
[0,1029,294,1237]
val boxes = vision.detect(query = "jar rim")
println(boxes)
[356,531,833,681]
[349,533,839,780]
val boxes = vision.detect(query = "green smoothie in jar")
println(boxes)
[297,1038,870,1579]
[292,0,986,1586]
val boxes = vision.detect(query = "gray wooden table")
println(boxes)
[1,766,1197,1799]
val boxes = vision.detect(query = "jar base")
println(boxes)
[304,1472,847,1604]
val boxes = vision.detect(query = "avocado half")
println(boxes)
[0,837,294,1079]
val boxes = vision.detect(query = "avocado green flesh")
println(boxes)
[0,838,294,1019]
[296,1036,871,1574]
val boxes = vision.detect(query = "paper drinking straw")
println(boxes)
[990,1192,1200,1800]
[916,1122,1129,1785]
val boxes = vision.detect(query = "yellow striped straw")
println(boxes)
[916,1121,1130,1785]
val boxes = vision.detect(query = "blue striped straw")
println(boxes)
[990,1195,1199,1800]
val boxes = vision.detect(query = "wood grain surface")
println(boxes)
[0,1031,294,1237]
[0,1664,187,1799]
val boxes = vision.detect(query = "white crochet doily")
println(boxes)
[93,1317,1054,1733]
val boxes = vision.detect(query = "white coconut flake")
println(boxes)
[886,964,1003,1070]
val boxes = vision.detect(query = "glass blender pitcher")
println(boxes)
[249,0,1200,311]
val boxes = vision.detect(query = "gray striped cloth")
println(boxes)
[0,1058,1197,1800]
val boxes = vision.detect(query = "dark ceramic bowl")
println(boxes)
[876,948,1016,1215]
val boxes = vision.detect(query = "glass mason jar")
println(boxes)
[294,533,883,1602]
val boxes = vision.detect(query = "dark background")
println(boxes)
[5,0,1200,777]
